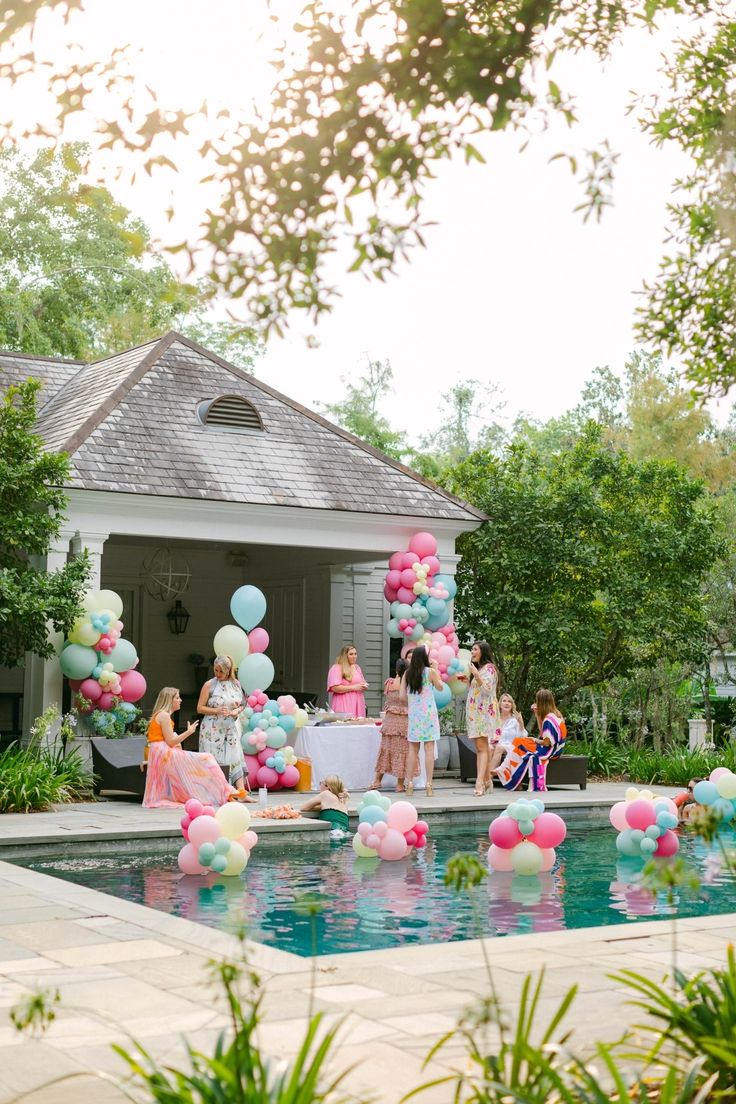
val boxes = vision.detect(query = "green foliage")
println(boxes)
[412,381,506,482]
[565,739,736,785]
[0,378,89,666]
[320,356,409,460]
[0,741,94,812]
[448,425,722,711]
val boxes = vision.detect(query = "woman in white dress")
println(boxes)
[488,692,526,774]
[197,655,255,801]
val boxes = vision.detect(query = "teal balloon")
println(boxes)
[396,603,413,620]
[713,798,734,822]
[531,799,545,814]
[390,601,401,617]
[257,716,270,730]
[387,618,402,639]
[410,623,425,642]
[645,824,662,839]
[433,683,453,709]
[510,874,542,906]
[434,574,457,599]
[362,790,383,807]
[279,715,296,734]
[60,644,98,679]
[616,829,639,856]
[693,780,718,806]
[239,653,275,694]
[198,843,216,865]
[640,838,657,854]
[214,837,231,855]
[210,854,228,873]
[108,638,138,673]
[230,585,267,631]
[519,820,535,837]
[266,727,287,749]
[359,805,387,825]
[425,597,447,618]
[425,608,450,631]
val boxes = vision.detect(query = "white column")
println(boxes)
[70,531,109,590]
[351,564,374,672]
[22,530,75,739]
[328,567,351,664]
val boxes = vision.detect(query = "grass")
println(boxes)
[0,741,94,813]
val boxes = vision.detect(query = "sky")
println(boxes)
[3,0,716,438]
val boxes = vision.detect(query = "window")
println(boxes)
[197,395,263,432]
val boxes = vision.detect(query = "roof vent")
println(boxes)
[197,395,263,432]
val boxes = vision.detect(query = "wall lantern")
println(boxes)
[167,600,191,635]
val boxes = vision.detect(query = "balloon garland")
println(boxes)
[609,787,680,858]
[488,798,567,874]
[241,694,308,791]
[178,799,258,876]
[688,768,736,823]
[62,589,147,731]
[383,531,469,707]
[352,791,429,860]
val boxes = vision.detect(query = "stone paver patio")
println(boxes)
[0,781,734,1103]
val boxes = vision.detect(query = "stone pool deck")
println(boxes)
[0,781,734,1103]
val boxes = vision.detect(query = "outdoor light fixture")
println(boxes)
[167,600,191,635]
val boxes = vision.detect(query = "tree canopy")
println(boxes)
[0,379,89,667]
[0,1,733,394]
[447,426,722,711]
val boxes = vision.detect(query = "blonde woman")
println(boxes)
[488,692,526,773]
[143,687,234,808]
[197,655,254,801]
[326,645,368,717]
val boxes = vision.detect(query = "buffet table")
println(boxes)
[293,724,426,792]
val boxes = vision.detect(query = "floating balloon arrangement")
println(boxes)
[178,799,258,876]
[689,769,736,823]
[61,590,147,731]
[609,788,680,858]
[352,791,429,861]
[213,585,309,791]
[488,798,567,874]
[383,532,469,708]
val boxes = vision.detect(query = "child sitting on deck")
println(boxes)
[300,775,350,835]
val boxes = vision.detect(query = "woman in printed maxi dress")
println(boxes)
[197,655,254,801]
[495,688,566,792]
[466,640,501,795]
[371,657,418,791]
[402,646,444,797]
[143,687,234,808]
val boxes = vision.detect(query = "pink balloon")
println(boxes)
[402,551,419,569]
[655,829,680,857]
[528,812,567,849]
[387,800,419,834]
[248,627,270,654]
[415,820,429,835]
[409,532,438,558]
[119,669,146,703]
[609,801,629,831]
[388,552,404,571]
[488,843,514,871]
[400,568,417,588]
[374,821,388,838]
[97,692,116,711]
[414,835,427,849]
[386,570,402,589]
[489,816,522,850]
[79,678,102,702]
[68,678,83,691]
[180,815,191,832]
[378,828,409,861]
[397,587,416,605]
[237,830,258,851]
[384,585,399,603]
[257,765,279,788]
[710,767,730,782]
[177,843,206,875]
[421,555,440,575]
[185,799,204,818]
[358,822,373,840]
[625,799,657,831]
[188,816,221,848]
[437,645,455,666]
[201,805,216,817]
[257,749,272,766]
[366,833,381,849]
[539,847,556,872]
[280,764,300,788]
[404,830,417,846]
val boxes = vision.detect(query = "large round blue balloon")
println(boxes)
[693,779,719,806]
[433,683,453,709]
[230,585,267,632]
[434,573,457,600]
[425,608,450,631]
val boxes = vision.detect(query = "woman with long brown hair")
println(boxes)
[494,688,567,792]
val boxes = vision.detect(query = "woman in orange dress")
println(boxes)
[143,687,236,809]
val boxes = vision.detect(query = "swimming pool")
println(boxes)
[23,826,736,957]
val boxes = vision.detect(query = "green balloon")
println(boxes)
[211,854,228,874]
[59,643,97,680]
[214,837,231,855]
[198,843,216,865]
[108,638,138,673]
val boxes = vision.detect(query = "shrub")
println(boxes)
[0,742,94,812]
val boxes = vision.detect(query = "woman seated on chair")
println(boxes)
[494,688,566,792]
[143,687,236,809]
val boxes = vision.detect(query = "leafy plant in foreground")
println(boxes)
[0,741,93,813]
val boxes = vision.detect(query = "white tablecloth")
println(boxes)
[293,724,426,792]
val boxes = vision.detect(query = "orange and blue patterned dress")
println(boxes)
[143,714,234,809]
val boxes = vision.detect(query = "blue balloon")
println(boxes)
[434,574,457,600]
[433,683,453,709]
[387,618,403,639]
[279,715,296,734]
[425,609,450,631]
[266,756,275,767]
[359,805,387,825]
[425,597,447,618]
[616,829,639,856]
[693,780,719,806]
[713,798,735,822]
[230,585,267,632]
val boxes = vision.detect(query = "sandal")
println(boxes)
[405,782,414,796]
[229,789,256,803]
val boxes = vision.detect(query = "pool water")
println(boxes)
[24,826,736,957]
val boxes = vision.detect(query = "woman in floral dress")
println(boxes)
[402,646,444,797]
[197,655,254,801]
[466,640,501,796]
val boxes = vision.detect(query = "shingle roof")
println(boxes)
[1,333,484,522]
[0,348,83,405]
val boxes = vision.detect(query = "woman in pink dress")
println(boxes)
[326,645,368,717]
[143,687,235,809]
